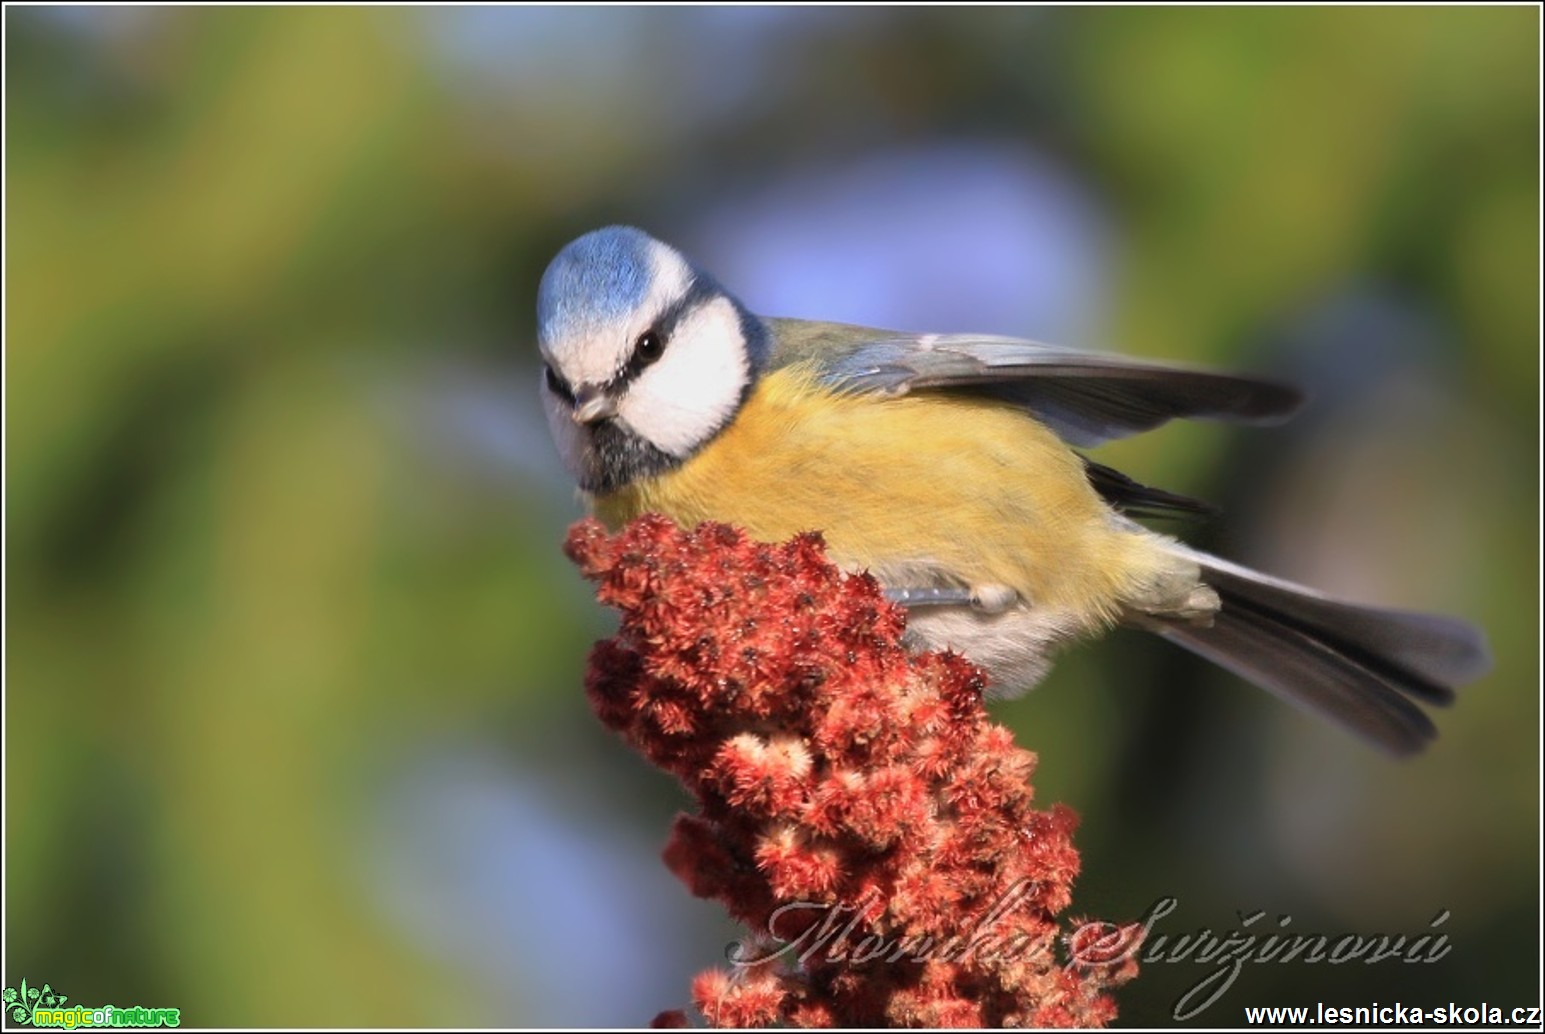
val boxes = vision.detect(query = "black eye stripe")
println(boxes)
[544,364,576,404]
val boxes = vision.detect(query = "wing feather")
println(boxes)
[767,321,1304,447]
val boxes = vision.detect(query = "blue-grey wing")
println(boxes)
[765,319,1303,448]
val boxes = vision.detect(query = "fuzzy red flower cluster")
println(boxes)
[565,514,1140,1028]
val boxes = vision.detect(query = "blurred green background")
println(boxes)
[5,6,1538,1027]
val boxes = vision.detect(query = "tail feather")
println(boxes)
[1154,550,1491,757]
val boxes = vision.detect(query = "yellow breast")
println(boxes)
[591,366,1172,626]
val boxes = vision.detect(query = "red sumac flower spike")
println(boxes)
[569,515,1138,1027]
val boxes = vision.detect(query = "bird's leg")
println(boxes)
[884,586,975,608]
[883,584,1020,614]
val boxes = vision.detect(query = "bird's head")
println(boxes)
[536,226,768,493]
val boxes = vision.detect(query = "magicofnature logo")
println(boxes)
[3,980,179,1029]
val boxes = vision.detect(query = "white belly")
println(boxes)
[902,604,1086,699]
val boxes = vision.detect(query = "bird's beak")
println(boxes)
[572,385,618,426]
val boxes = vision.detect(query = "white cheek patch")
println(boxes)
[617,296,749,457]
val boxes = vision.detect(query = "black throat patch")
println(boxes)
[580,420,681,494]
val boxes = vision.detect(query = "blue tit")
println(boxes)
[534,225,1491,756]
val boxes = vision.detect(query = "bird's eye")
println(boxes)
[634,330,665,365]
[619,329,667,383]
[544,364,574,403]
